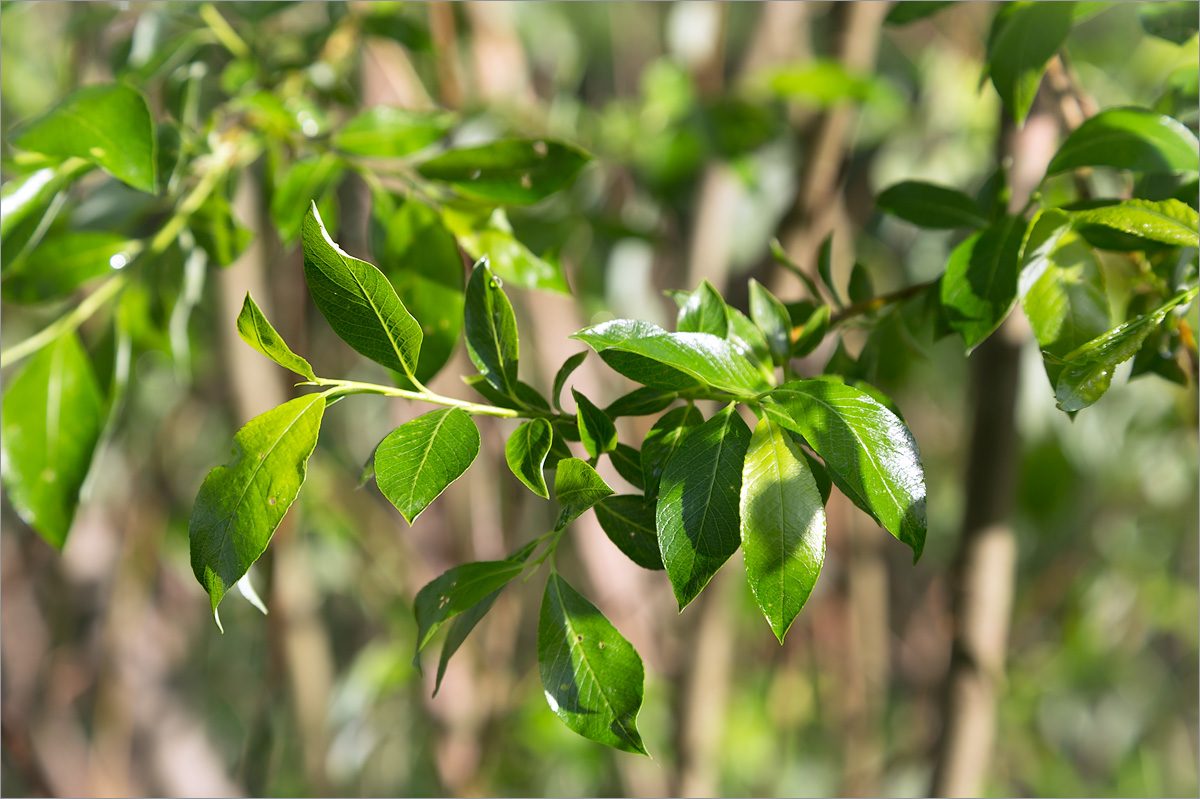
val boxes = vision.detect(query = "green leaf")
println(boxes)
[462,374,549,413]
[505,418,553,498]
[573,388,617,458]
[333,106,454,157]
[190,190,253,268]
[656,403,752,609]
[940,215,1029,353]
[419,138,590,205]
[1054,288,1197,411]
[762,380,926,560]
[792,304,831,358]
[817,234,841,306]
[605,387,676,418]
[1046,107,1200,176]
[273,154,345,244]
[2,232,132,304]
[538,573,647,755]
[676,279,729,336]
[463,258,520,397]
[985,1,1075,124]
[748,278,793,367]
[190,394,326,619]
[1071,199,1199,248]
[302,203,424,378]
[11,84,156,194]
[236,293,317,381]
[641,404,704,501]
[1139,1,1199,44]
[594,496,663,570]
[725,305,774,374]
[764,60,882,106]
[572,320,771,397]
[554,458,614,530]
[876,180,987,229]
[848,263,874,305]
[450,207,570,293]
[1,161,92,273]
[552,351,588,412]
[375,408,480,524]
[414,559,526,655]
[0,333,104,549]
[740,417,826,643]
[885,1,956,25]
[609,444,646,492]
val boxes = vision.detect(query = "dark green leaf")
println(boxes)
[940,215,1028,353]
[2,232,131,304]
[876,180,987,229]
[1139,1,1199,44]
[656,403,752,609]
[414,559,526,657]
[573,388,617,458]
[538,573,647,755]
[273,155,345,244]
[236,292,317,381]
[11,83,156,193]
[1046,107,1200,176]
[190,394,326,620]
[595,496,663,570]
[505,418,553,498]
[792,305,831,358]
[418,138,590,205]
[605,386,676,418]
[554,458,614,530]
[749,278,793,366]
[333,106,454,157]
[608,443,645,491]
[1071,199,1199,248]
[985,1,1075,124]
[740,417,826,643]
[463,258,520,397]
[848,263,874,305]
[885,1,956,25]
[375,408,480,524]
[552,351,587,412]
[0,333,104,549]
[676,279,729,337]
[642,405,704,502]
[817,234,841,306]
[725,305,774,373]
[360,8,432,49]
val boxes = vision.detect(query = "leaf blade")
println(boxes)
[375,408,480,524]
[236,293,317,381]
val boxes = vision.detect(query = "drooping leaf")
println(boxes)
[463,258,521,397]
[762,379,926,560]
[876,180,987,229]
[554,458,614,530]
[725,305,774,374]
[940,215,1028,353]
[414,559,526,655]
[641,404,704,501]
[418,138,590,205]
[272,154,345,244]
[594,496,663,570]
[2,232,133,304]
[885,1,956,25]
[572,388,617,458]
[11,83,156,194]
[605,386,676,418]
[740,417,826,643]
[236,293,317,381]
[538,573,647,755]
[333,106,454,157]
[1046,107,1200,176]
[1071,199,1199,248]
[985,1,1075,124]
[608,444,645,492]
[552,351,587,411]
[375,408,480,524]
[748,278,793,367]
[656,403,752,609]
[505,418,553,498]
[450,207,570,293]
[817,234,841,307]
[0,333,104,549]
[190,394,326,619]
[676,279,729,337]
[1139,1,1199,44]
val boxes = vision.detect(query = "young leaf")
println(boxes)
[505,418,554,498]
[413,559,526,654]
[464,258,520,397]
[656,403,752,609]
[985,1,1075,124]
[572,388,617,458]
[273,155,345,244]
[676,279,729,337]
[875,180,988,229]
[762,380,926,560]
[418,138,590,205]
[1071,199,1199,248]
[725,305,774,373]
[0,333,104,549]
[190,394,326,619]
[817,234,842,307]
[236,293,317,381]
[605,387,677,418]
[940,215,1028,353]
[1046,107,1200,176]
[302,203,424,378]
[740,417,826,643]
[552,351,588,411]
[11,84,157,194]
[608,443,645,491]
[538,573,648,755]
[641,405,704,501]
[748,278,793,366]
[333,106,454,157]
[375,408,480,524]
[848,263,874,305]
[594,496,663,570]
[554,458,614,530]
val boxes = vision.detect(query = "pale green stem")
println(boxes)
[199,3,251,60]
[313,377,573,420]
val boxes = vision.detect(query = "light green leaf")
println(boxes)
[876,180,987,229]
[419,138,590,205]
[375,408,480,524]
[656,403,752,609]
[940,215,1028,353]
[605,387,678,418]
[1071,199,1199,248]
[463,258,520,398]
[1,161,92,273]
[985,1,1075,124]
[762,380,925,560]
[538,573,647,755]
[573,388,617,458]
[1046,107,1200,176]
[273,154,345,244]
[414,559,525,656]
[676,279,729,337]
[333,106,454,157]
[748,278,793,367]
[449,207,570,293]
[641,404,704,501]
[190,394,326,619]
[2,232,133,304]
[817,234,841,307]
[792,305,831,358]
[725,305,774,374]
[11,84,156,194]
[505,418,553,498]
[595,495,663,571]
[302,203,424,378]
[608,443,645,491]
[763,60,882,106]
[0,333,104,549]
[740,417,826,643]
[552,351,588,412]
[554,458,614,530]
[236,293,317,381]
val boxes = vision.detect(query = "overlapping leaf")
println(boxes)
[940,215,1028,353]
[505,418,553,498]
[573,388,617,458]
[414,559,526,655]
[554,458,614,530]
[876,180,987,229]
[641,405,704,501]
[595,496,664,570]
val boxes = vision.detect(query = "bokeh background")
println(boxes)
[1,2,1197,796]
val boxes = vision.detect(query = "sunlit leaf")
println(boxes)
[940,215,1028,353]
[375,408,480,524]
[554,458,613,530]
[419,138,590,205]
[333,106,454,157]
[1046,107,1200,176]
[236,292,317,381]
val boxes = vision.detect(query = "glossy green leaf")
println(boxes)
[333,106,454,157]
[1071,199,1199,248]
[641,405,704,502]
[505,418,553,498]
[2,232,132,304]
[885,1,956,25]
[985,1,1075,124]
[451,208,570,294]
[303,203,423,378]
[236,293,317,381]
[375,408,480,524]
[609,444,645,492]
[552,351,587,411]
[676,279,729,337]
[656,403,752,609]
[595,496,663,570]
[876,180,987,229]
[273,155,345,244]
[1054,288,1197,411]
[418,138,590,205]
[940,215,1028,353]
[538,573,647,755]
[190,394,326,619]
[414,559,525,655]
[605,387,676,418]
[0,333,104,549]
[554,458,614,530]
[1139,1,1199,44]
[740,417,826,643]
[573,388,617,458]
[792,304,831,358]
[1046,107,1200,176]
[848,263,874,305]
[749,278,792,367]
[11,84,156,194]
[463,258,520,397]
[725,305,774,374]
[763,380,925,559]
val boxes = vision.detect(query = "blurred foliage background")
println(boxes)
[1,1,1197,796]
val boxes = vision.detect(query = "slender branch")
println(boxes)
[828,278,939,326]
[312,378,573,421]
[199,3,251,60]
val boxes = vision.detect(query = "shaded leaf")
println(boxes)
[876,180,987,229]
[272,154,345,244]
[641,404,704,501]
[885,1,956,25]
[505,418,553,498]
[419,138,590,205]
[375,408,480,524]
[2,232,132,304]
[1139,1,1199,44]
[608,443,645,491]
[552,351,587,412]
[554,458,613,530]
[236,293,317,381]
[333,106,454,157]
[1046,107,1200,176]
[985,1,1075,124]
[792,304,831,358]
[414,559,525,655]
[605,386,676,418]
[940,215,1028,353]
[463,259,521,397]
[595,497,662,572]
